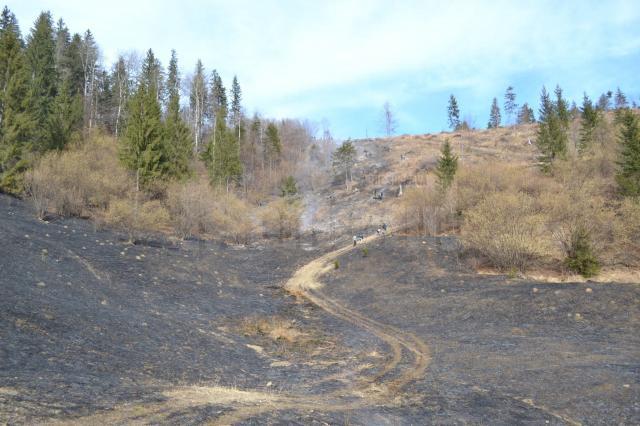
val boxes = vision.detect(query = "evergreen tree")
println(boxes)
[53,18,69,76]
[487,97,501,129]
[517,103,535,124]
[332,140,356,185]
[210,69,227,121]
[536,86,567,172]
[554,85,569,128]
[64,33,84,96]
[0,7,22,46]
[447,94,460,130]
[140,48,163,99]
[597,91,612,111]
[0,14,34,191]
[119,82,172,189]
[204,116,242,187]
[264,122,282,162]
[230,75,242,138]
[614,87,628,110]
[25,11,58,151]
[163,50,191,179]
[616,110,640,197]
[434,139,458,190]
[504,86,517,125]
[47,77,82,150]
[578,93,600,154]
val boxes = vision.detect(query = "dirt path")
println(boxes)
[52,233,431,425]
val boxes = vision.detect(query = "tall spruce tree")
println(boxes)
[48,77,82,150]
[0,12,34,191]
[536,86,567,172]
[447,94,460,130]
[204,116,241,187]
[119,74,171,189]
[554,85,569,128]
[25,11,57,151]
[435,139,458,190]
[53,19,70,74]
[488,97,501,129]
[504,86,517,125]
[616,110,640,197]
[578,93,599,154]
[210,69,227,121]
[230,75,242,139]
[164,49,191,179]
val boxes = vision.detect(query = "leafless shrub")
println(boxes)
[462,192,552,271]
[260,198,303,239]
[166,179,215,239]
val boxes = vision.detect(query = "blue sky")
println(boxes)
[9,0,640,139]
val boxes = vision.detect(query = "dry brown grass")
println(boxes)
[211,192,256,244]
[240,316,304,344]
[103,198,170,242]
[166,179,215,239]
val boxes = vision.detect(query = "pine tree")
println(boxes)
[210,69,227,121]
[140,49,163,99]
[488,97,501,129]
[119,83,171,189]
[434,139,458,190]
[504,86,517,125]
[616,110,640,197]
[204,116,242,187]
[554,85,569,128]
[536,86,567,172]
[47,77,82,150]
[53,18,69,77]
[25,11,58,151]
[614,87,628,110]
[230,75,242,139]
[264,122,282,163]
[517,103,535,124]
[163,50,191,179]
[331,140,356,186]
[0,14,34,191]
[578,93,599,154]
[447,94,460,130]
[597,92,611,111]
[64,33,84,96]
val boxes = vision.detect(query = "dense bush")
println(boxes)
[25,135,131,218]
[462,192,551,271]
[260,198,302,239]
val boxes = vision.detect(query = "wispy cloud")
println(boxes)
[11,0,640,137]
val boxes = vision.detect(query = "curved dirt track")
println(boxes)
[50,233,431,425]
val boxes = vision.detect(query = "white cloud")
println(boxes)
[11,0,640,136]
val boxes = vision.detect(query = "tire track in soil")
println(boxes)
[47,232,579,425]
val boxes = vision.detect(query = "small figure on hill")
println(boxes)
[353,235,357,247]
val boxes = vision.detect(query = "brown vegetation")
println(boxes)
[24,133,303,243]
[395,114,640,275]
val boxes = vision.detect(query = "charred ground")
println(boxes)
[1,194,639,424]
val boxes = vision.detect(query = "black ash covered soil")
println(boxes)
[0,195,380,424]
[323,235,640,424]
